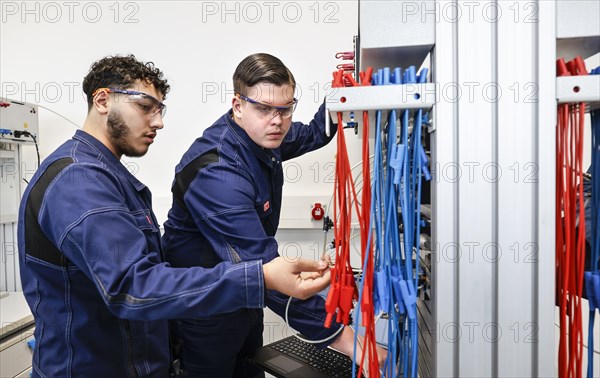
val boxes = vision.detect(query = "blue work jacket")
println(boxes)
[18,130,265,377]
[162,104,341,342]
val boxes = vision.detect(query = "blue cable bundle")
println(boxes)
[380,66,405,376]
[585,66,600,378]
[355,68,386,378]
[360,65,431,377]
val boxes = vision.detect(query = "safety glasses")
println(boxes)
[237,93,298,120]
[93,87,167,118]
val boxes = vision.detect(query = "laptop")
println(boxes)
[250,316,390,378]
[250,334,360,378]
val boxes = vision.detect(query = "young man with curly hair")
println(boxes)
[18,54,331,377]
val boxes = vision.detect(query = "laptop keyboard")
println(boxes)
[268,336,358,377]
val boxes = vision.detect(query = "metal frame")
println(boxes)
[431,1,557,376]
[344,10,595,374]
[347,0,559,376]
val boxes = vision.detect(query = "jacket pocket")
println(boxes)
[132,210,161,255]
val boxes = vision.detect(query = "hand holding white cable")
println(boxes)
[282,255,346,345]
[263,257,330,300]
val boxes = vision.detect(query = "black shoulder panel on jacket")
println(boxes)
[172,149,219,212]
[25,157,73,266]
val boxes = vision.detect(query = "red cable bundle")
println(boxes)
[356,68,381,378]
[556,56,588,378]
[324,69,359,329]
[323,67,380,376]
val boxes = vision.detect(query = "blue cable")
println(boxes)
[373,68,385,313]
[404,68,430,378]
[353,65,431,377]
[586,66,600,378]
[590,66,600,273]
[351,67,393,377]
[590,66,600,274]
[372,66,403,377]
[401,68,417,378]
[384,67,402,377]
[352,68,391,376]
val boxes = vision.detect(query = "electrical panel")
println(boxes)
[0,98,39,144]
[0,98,38,291]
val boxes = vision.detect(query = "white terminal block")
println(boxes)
[325,83,436,136]
[556,75,600,105]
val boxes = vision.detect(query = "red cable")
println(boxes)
[325,70,359,328]
[557,101,567,378]
[556,57,587,378]
[325,67,383,376]
[358,67,380,377]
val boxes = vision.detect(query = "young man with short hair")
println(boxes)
[163,53,372,377]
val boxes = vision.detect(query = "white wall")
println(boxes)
[1,2,365,347]
[0,0,361,227]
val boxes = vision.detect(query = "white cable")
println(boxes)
[283,284,387,346]
[37,104,82,129]
[324,154,376,219]
[285,296,344,344]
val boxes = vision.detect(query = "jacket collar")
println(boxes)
[224,111,275,166]
[73,129,147,191]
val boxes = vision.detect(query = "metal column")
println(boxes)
[431,1,556,376]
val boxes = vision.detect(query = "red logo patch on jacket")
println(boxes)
[263,201,270,212]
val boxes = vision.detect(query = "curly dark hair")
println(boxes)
[82,54,170,111]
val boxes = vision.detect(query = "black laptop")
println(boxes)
[250,334,362,378]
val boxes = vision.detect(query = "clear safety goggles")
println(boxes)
[93,87,167,118]
[237,93,298,120]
